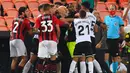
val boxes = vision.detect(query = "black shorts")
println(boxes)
[74,41,93,57]
[91,37,96,54]
[89,8,94,13]
[31,48,38,55]
[106,39,119,57]
[104,49,109,53]
[30,39,39,55]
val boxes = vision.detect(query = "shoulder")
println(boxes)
[87,12,96,20]
[104,15,110,19]
[37,14,42,18]
[120,63,126,67]
[24,18,30,24]
[115,15,121,19]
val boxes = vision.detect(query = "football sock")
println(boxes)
[80,61,86,73]
[22,61,32,73]
[69,60,77,73]
[93,59,102,73]
[88,62,94,73]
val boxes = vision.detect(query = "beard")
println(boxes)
[24,14,27,18]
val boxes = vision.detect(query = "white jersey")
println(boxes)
[110,63,127,72]
[86,12,96,38]
[74,18,91,44]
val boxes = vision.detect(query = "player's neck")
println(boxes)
[110,15,116,17]
[84,9,89,12]
[44,11,50,15]
[18,15,24,19]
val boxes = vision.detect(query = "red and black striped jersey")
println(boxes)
[35,14,59,42]
[11,17,31,41]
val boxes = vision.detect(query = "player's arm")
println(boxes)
[123,4,130,20]
[94,0,98,10]
[56,24,60,39]
[25,22,39,35]
[94,24,98,32]
[93,19,98,32]
[119,17,124,37]
[100,23,107,30]
[54,16,60,39]
[31,18,40,34]
[60,18,74,23]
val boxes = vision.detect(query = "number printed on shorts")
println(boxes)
[13,22,19,33]
[78,25,89,36]
[41,20,53,32]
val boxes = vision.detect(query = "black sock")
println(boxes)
[11,69,15,73]
[17,66,23,73]
[38,59,44,64]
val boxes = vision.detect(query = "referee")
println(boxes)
[104,4,124,73]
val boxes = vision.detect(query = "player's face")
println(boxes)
[51,6,56,14]
[109,5,116,16]
[40,8,44,14]
[24,9,30,18]
[48,7,52,14]
[117,56,122,63]
[81,6,85,10]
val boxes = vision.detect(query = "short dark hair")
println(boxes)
[81,1,90,9]
[79,9,86,18]
[55,2,63,6]
[111,4,117,10]
[18,7,27,16]
[38,4,44,12]
[43,4,51,11]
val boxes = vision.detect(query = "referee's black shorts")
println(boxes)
[106,39,119,57]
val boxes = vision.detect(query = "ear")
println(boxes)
[22,12,25,15]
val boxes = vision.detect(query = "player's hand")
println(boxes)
[32,28,39,34]
[75,13,79,17]
[60,18,69,24]
[94,6,97,10]
[96,42,102,49]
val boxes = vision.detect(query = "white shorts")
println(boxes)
[38,40,57,59]
[10,39,27,57]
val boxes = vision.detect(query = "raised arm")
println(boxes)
[123,4,130,20]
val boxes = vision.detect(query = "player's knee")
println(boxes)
[80,56,86,61]
[73,57,79,62]
[12,57,18,61]
[21,56,27,62]
[87,56,94,62]
[30,55,37,63]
